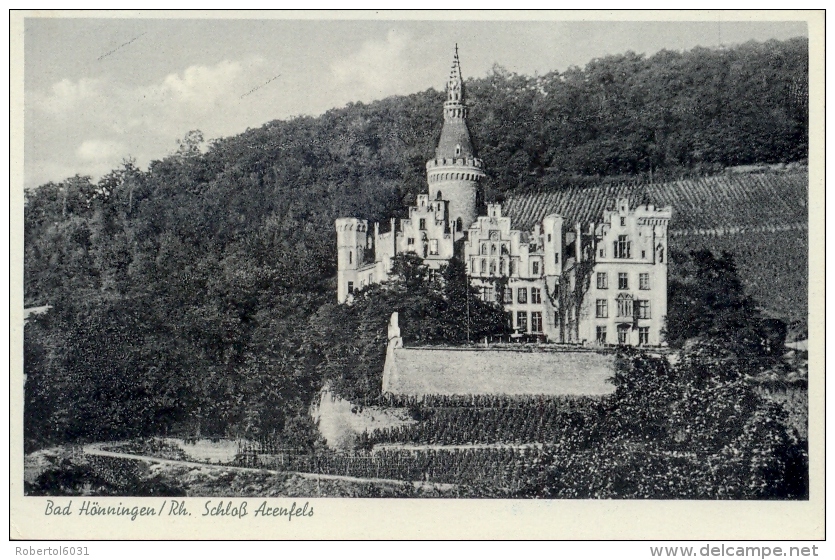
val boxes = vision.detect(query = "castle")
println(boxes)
[336,48,671,347]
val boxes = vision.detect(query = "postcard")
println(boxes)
[10,9,825,540]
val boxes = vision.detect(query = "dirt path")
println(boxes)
[82,444,456,491]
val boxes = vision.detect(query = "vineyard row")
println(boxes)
[504,171,807,232]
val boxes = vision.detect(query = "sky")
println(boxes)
[22,16,808,190]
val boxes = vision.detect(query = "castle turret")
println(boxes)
[335,217,368,303]
[426,45,486,235]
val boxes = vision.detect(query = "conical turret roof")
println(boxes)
[435,45,476,159]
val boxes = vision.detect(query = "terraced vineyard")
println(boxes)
[504,169,808,232]
[364,395,603,446]
[505,169,809,326]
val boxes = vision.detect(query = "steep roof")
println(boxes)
[436,120,475,159]
[382,347,615,396]
[434,45,477,160]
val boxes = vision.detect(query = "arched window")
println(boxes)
[436,190,443,200]
[456,217,463,232]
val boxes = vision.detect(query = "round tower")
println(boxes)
[426,45,486,233]
[335,217,368,303]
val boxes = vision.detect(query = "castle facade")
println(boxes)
[336,48,671,346]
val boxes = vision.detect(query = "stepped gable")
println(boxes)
[503,169,808,233]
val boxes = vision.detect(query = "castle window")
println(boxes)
[639,273,650,290]
[489,259,497,275]
[430,239,439,255]
[599,247,606,258]
[407,237,414,246]
[481,243,487,255]
[456,218,463,232]
[532,261,540,276]
[616,294,633,318]
[597,272,608,289]
[482,286,494,302]
[531,312,543,333]
[547,234,552,242]
[614,235,631,259]
[419,218,426,230]
[617,325,629,345]
[516,311,528,332]
[637,300,651,319]
[481,259,487,274]
[509,260,515,275]
[618,273,629,290]
[436,190,443,200]
[517,287,528,304]
[491,244,497,255]
[641,250,646,259]
[595,299,608,318]
[455,144,461,156]
[347,282,354,294]
[555,252,560,265]
[596,326,607,344]
[620,217,625,227]
[531,287,542,304]
[349,251,352,264]
[639,327,650,345]
[504,287,513,302]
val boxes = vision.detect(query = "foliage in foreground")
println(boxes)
[525,345,808,499]
[307,253,511,401]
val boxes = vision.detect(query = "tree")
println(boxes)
[667,250,787,357]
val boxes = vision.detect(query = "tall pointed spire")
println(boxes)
[437,45,473,158]
[447,43,463,103]
[426,45,485,234]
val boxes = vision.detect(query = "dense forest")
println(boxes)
[24,38,808,451]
